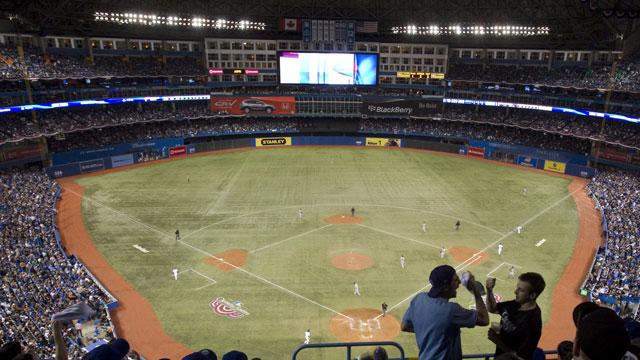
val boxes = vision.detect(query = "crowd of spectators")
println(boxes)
[447,54,640,91]
[3,100,640,152]
[47,116,299,152]
[0,46,203,80]
[0,168,115,359]
[43,110,592,154]
[1,42,639,92]
[442,106,640,149]
[586,170,640,320]
[361,117,592,154]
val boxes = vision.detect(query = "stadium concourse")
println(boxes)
[1,1,640,357]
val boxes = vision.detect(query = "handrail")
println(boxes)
[581,190,607,295]
[291,341,405,360]
[461,350,558,359]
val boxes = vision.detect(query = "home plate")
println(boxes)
[535,239,546,247]
[133,244,150,253]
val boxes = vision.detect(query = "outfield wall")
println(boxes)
[45,133,595,178]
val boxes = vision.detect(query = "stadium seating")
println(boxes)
[0,168,115,359]
[586,171,640,314]
[2,40,640,360]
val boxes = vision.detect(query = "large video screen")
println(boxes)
[278,52,378,85]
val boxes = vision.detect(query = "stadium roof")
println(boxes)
[2,0,639,48]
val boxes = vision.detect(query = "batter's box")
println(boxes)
[177,268,217,291]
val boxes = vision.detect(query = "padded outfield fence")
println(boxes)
[44,133,596,179]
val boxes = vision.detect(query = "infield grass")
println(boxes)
[77,147,578,359]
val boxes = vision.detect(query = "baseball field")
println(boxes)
[56,147,598,359]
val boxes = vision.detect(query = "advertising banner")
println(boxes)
[544,160,567,173]
[2,145,43,161]
[255,137,292,147]
[52,138,183,165]
[79,159,105,173]
[517,155,538,168]
[365,138,401,147]
[46,163,81,178]
[361,98,442,117]
[111,154,134,168]
[599,147,628,162]
[210,96,296,115]
[169,145,187,157]
[468,146,485,157]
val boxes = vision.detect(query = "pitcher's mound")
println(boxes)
[330,308,401,342]
[324,215,363,224]
[204,249,248,271]
[449,246,490,266]
[331,252,374,271]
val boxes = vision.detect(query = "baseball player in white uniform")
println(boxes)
[400,255,406,269]
[508,266,516,279]
[298,208,303,219]
[304,329,311,344]
[498,243,504,256]
[172,267,178,280]
[422,222,427,233]
[440,246,446,259]
[354,281,360,296]
[522,187,528,196]
[516,225,523,235]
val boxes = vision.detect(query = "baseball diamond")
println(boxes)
[55,147,599,359]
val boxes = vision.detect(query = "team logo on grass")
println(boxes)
[210,297,249,319]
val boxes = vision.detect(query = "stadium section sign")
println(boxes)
[361,97,442,117]
[210,96,296,115]
[255,137,292,147]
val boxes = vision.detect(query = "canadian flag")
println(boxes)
[279,18,300,31]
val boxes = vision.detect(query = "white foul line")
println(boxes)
[455,254,481,269]
[65,188,169,239]
[66,188,353,321]
[487,262,506,277]
[178,239,354,320]
[249,224,333,254]
[195,283,216,291]
[356,223,441,250]
[374,188,579,320]
[472,188,580,259]
[190,269,218,285]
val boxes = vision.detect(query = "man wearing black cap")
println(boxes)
[401,265,489,360]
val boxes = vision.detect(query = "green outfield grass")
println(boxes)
[77,147,578,359]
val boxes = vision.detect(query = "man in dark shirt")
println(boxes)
[485,272,545,360]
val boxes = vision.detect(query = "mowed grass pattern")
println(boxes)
[78,148,578,359]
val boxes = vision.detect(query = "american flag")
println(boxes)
[356,21,378,34]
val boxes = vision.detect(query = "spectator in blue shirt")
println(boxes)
[401,265,489,360]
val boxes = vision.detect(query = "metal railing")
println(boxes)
[292,341,405,360]
[462,350,558,359]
